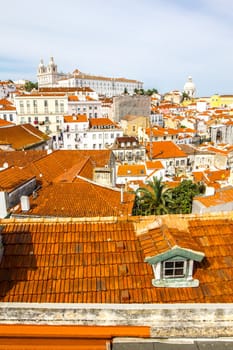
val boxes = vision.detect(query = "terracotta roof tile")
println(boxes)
[146,141,187,159]
[90,118,118,128]
[117,164,146,177]
[0,215,233,303]
[0,150,47,168]
[64,114,88,123]
[194,187,233,207]
[0,124,50,150]
[0,166,35,191]
[12,179,134,217]
[0,119,14,127]
[22,149,112,185]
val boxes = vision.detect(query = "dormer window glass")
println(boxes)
[163,260,186,279]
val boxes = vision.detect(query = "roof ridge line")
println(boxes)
[20,124,43,141]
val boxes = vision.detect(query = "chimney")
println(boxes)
[20,195,30,212]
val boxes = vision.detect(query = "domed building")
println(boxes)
[184,76,196,98]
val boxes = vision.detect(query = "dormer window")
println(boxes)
[163,259,185,278]
[138,221,205,289]
[146,247,204,288]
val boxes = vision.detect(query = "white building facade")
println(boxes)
[14,93,68,136]
[37,58,143,97]
[61,118,123,150]
[0,81,16,99]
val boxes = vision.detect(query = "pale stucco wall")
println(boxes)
[1,303,233,338]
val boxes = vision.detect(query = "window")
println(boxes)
[55,100,59,113]
[33,100,38,113]
[60,102,64,113]
[44,100,48,113]
[26,101,30,113]
[163,260,185,279]
[19,101,24,114]
[92,134,96,140]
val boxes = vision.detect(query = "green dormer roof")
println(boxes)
[145,246,205,265]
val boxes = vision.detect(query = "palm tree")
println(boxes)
[133,177,173,216]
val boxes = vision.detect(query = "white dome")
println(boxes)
[184,76,196,97]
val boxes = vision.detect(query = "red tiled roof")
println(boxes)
[138,223,200,258]
[39,87,94,93]
[194,187,233,207]
[0,119,14,127]
[12,179,135,217]
[23,150,112,185]
[0,124,50,150]
[68,95,79,101]
[146,161,164,170]
[146,141,187,159]
[64,114,88,123]
[117,164,146,177]
[0,150,48,168]
[90,118,118,128]
[1,215,233,303]
[0,166,35,192]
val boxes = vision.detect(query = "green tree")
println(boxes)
[133,177,173,215]
[169,180,205,214]
[24,81,38,92]
[181,92,190,103]
[134,88,158,96]
[146,88,158,96]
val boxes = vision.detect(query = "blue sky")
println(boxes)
[1,0,233,96]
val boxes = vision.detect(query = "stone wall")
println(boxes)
[112,95,151,122]
[1,303,233,338]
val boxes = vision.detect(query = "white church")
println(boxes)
[37,57,143,97]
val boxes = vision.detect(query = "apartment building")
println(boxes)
[111,136,146,164]
[61,117,123,150]
[0,80,16,99]
[68,95,101,118]
[0,99,17,124]
[14,92,68,136]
